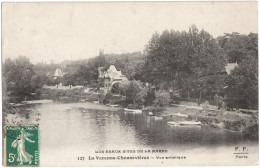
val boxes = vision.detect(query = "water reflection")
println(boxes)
[116,110,247,149]
[4,103,256,153]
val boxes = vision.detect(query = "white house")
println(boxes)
[225,62,238,75]
[98,65,128,92]
[53,68,66,79]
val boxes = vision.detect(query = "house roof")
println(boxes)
[225,63,238,75]
[53,68,66,77]
[98,65,128,83]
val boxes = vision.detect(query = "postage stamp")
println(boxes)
[5,125,39,166]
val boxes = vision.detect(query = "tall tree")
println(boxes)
[3,56,43,101]
[143,25,226,104]
[224,33,258,109]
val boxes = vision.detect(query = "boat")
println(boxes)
[173,112,188,117]
[148,112,156,116]
[179,121,201,125]
[93,101,99,104]
[21,99,52,104]
[106,104,119,107]
[124,108,142,113]
[167,121,201,126]
[79,99,86,102]
[167,121,181,126]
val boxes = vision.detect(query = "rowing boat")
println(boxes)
[167,121,201,126]
[124,108,142,113]
[179,121,201,125]
[106,104,119,107]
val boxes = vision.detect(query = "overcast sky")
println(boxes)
[2,2,258,64]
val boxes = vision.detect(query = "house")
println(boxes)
[53,68,66,79]
[52,68,67,87]
[98,65,128,92]
[225,62,238,75]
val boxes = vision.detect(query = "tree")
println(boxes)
[119,80,147,106]
[30,75,44,90]
[224,33,258,109]
[111,83,120,94]
[145,87,156,106]
[153,90,171,107]
[143,25,226,104]
[3,56,43,101]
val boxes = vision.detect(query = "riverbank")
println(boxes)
[160,104,258,139]
[4,90,258,139]
[4,101,257,166]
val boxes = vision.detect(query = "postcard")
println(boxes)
[2,2,258,166]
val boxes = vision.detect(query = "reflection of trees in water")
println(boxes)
[67,107,109,149]
[118,112,166,145]
[8,104,248,149]
[91,110,109,149]
[120,112,175,145]
[118,111,245,147]
[199,126,243,146]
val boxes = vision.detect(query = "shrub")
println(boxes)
[103,92,114,104]
[154,90,171,107]
[145,89,156,106]
[88,94,99,102]
[111,83,120,94]
[119,80,148,105]
[98,94,105,103]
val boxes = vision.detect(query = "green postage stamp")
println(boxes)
[5,125,39,166]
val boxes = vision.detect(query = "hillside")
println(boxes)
[33,51,145,81]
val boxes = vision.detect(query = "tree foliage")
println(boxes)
[154,90,171,107]
[111,82,120,94]
[222,33,258,109]
[142,25,227,104]
[119,80,147,106]
[3,56,44,100]
[4,26,258,110]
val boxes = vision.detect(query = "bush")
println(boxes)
[111,83,120,94]
[103,92,114,104]
[88,94,99,102]
[153,90,171,107]
[119,80,148,106]
[145,89,156,106]
[98,94,105,103]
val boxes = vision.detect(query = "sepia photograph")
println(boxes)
[1,1,259,166]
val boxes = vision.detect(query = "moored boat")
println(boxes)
[179,121,201,125]
[124,108,142,113]
[148,112,156,116]
[167,121,201,126]
[167,121,181,126]
[106,104,120,107]
[173,112,188,117]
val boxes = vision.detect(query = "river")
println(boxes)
[4,102,258,166]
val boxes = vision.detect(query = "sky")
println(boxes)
[2,2,258,64]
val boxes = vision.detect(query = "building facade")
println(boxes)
[98,65,128,93]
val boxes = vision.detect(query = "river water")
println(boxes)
[4,102,258,166]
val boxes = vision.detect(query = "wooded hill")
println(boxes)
[3,25,258,109]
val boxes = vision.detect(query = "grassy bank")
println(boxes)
[196,110,258,137]
[160,104,258,139]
